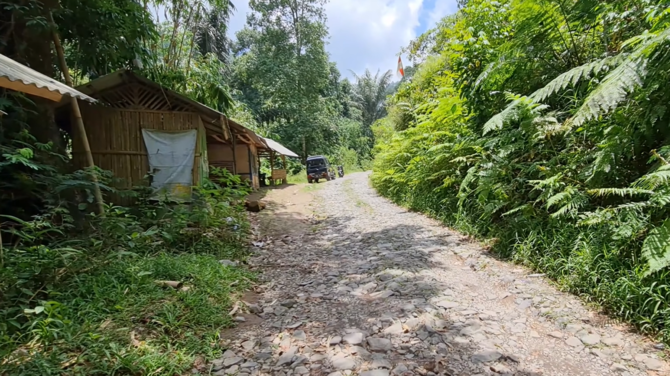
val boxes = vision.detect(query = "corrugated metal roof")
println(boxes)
[0,53,96,103]
[261,137,300,158]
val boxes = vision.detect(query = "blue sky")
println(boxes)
[155,1,458,78]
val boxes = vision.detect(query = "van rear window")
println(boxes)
[307,159,325,167]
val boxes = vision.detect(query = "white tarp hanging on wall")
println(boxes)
[141,129,197,200]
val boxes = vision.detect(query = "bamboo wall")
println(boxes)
[208,140,259,188]
[73,106,204,192]
[208,141,235,173]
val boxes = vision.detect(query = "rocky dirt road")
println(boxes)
[212,172,668,376]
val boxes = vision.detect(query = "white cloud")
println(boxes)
[325,0,423,78]
[427,0,458,27]
[227,0,457,78]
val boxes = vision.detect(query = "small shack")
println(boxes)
[56,70,266,202]
[258,137,300,185]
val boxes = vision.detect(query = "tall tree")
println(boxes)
[195,5,235,62]
[0,0,156,153]
[232,0,334,157]
[351,69,393,128]
[149,0,235,68]
[142,0,235,112]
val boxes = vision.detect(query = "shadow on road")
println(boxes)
[217,191,546,376]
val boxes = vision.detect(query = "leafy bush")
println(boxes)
[373,0,670,344]
[1,142,253,374]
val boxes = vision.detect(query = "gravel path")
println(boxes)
[212,172,668,376]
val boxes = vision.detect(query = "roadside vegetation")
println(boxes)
[0,0,378,374]
[0,158,253,374]
[372,0,670,343]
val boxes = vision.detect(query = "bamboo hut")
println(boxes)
[56,70,265,202]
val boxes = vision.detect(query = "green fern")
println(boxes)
[482,99,520,134]
[502,204,532,216]
[570,58,647,127]
[650,191,670,207]
[546,190,572,208]
[570,26,670,126]
[588,188,655,197]
[482,95,547,134]
[545,186,587,218]
[641,219,670,276]
[551,199,586,218]
[635,165,670,190]
[530,56,621,102]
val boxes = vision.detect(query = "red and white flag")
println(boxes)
[397,56,405,78]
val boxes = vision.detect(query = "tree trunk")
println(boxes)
[3,0,67,158]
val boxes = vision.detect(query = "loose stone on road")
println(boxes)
[212,172,668,376]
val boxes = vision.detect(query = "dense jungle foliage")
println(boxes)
[0,0,386,374]
[373,0,670,343]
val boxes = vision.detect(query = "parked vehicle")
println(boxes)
[306,155,336,183]
[337,165,344,178]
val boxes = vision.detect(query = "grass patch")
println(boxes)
[288,173,308,185]
[1,169,256,375]
[2,253,252,375]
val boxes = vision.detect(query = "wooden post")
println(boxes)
[193,122,202,186]
[50,13,104,215]
[231,133,237,174]
[270,151,275,186]
[220,116,229,140]
[281,155,287,185]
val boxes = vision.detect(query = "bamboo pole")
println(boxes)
[270,151,275,186]
[221,116,230,140]
[49,13,105,215]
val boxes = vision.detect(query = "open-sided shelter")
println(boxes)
[257,137,300,185]
[56,70,266,202]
